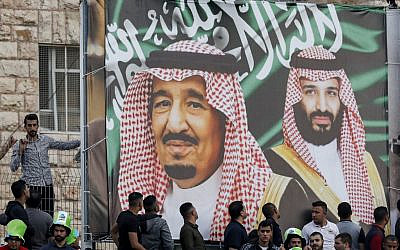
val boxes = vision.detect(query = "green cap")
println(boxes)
[290,247,302,250]
[51,211,72,235]
[284,227,302,241]
[5,219,27,243]
[66,228,79,245]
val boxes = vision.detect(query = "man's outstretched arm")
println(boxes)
[48,136,80,150]
[10,142,22,172]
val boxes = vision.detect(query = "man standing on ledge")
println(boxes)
[10,114,80,216]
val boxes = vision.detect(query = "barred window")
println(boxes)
[39,46,80,132]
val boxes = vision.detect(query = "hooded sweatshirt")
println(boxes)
[140,214,173,250]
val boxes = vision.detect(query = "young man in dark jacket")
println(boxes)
[5,180,34,250]
[179,202,205,250]
[140,195,173,250]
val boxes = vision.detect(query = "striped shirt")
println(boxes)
[10,135,80,186]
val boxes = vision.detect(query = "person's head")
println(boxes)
[5,219,26,250]
[374,206,389,225]
[383,235,399,250]
[228,201,247,221]
[311,201,327,225]
[334,233,352,250]
[294,76,343,145]
[179,202,198,222]
[50,211,72,243]
[24,113,39,138]
[284,228,305,249]
[11,180,29,200]
[143,195,158,213]
[26,189,41,208]
[337,202,352,220]
[128,192,143,210]
[54,225,68,243]
[151,75,226,188]
[257,220,273,247]
[309,232,324,250]
[262,202,279,220]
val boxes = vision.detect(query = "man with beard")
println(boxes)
[41,211,74,250]
[118,40,308,240]
[10,114,80,216]
[309,232,324,250]
[265,46,387,226]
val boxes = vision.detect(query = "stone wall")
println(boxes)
[0,0,80,137]
[0,0,81,240]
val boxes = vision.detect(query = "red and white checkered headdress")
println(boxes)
[118,40,272,240]
[282,46,374,224]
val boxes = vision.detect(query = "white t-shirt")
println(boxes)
[302,220,339,249]
[305,139,349,202]
[161,167,222,239]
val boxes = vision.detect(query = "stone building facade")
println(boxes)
[0,0,81,236]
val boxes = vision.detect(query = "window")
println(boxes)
[39,46,80,132]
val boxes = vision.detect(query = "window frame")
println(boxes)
[39,45,80,134]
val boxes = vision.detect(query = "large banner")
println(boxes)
[102,0,388,240]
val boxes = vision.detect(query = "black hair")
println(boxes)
[335,233,352,246]
[128,192,143,208]
[312,200,328,214]
[337,202,352,219]
[26,190,41,208]
[179,202,194,220]
[143,195,157,213]
[229,201,244,220]
[258,219,273,230]
[397,199,400,211]
[11,180,27,199]
[262,203,276,218]
[24,113,39,126]
[310,231,324,240]
[374,206,388,223]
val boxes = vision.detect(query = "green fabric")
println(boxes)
[66,228,79,245]
[6,219,27,242]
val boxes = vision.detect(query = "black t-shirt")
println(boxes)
[116,210,140,250]
[224,220,248,250]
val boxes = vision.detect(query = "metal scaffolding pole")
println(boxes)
[386,7,400,233]
[80,0,91,249]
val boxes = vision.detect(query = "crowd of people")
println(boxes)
[0,180,80,250]
[111,191,400,250]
